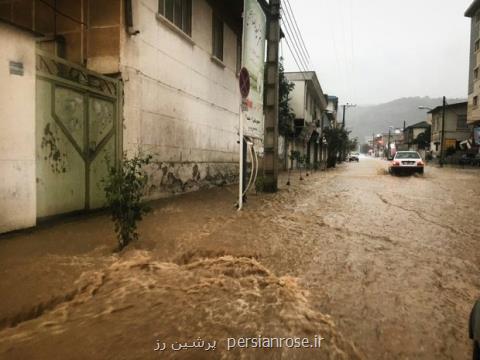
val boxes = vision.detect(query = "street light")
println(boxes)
[418,106,433,111]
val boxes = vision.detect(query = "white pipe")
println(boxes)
[243,139,255,197]
[252,143,259,193]
[238,110,244,210]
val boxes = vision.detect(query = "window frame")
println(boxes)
[158,0,192,36]
[456,114,468,130]
[212,13,224,61]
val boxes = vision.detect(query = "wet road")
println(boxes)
[0,157,479,359]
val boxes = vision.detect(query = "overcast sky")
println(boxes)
[282,0,473,105]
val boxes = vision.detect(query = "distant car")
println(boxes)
[348,152,360,162]
[470,300,480,360]
[389,151,424,175]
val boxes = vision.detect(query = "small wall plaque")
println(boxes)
[9,61,24,76]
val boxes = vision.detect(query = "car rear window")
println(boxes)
[395,152,420,159]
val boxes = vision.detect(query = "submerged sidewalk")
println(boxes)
[0,169,361,359]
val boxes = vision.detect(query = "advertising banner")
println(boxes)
[474,127,480,146]
[242,0,266,140]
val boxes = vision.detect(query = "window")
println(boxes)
[474,96,479,107]
[457,114,468,129]
[475,68,479,80]
[158,0,192,35]
[475,40,480,52]
[212,14,224,61]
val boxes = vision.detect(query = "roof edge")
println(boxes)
[465,0,480,17]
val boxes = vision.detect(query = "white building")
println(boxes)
[0,20,37,233]
[0,0,256,233]
[284,71,327,169]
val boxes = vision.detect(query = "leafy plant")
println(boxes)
[323,127,350,168]
[279,58,296,138]
[103,152,152,251]
[255,175,265,193]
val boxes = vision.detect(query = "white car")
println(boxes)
[389,151,425,175]
[348,152,360,162]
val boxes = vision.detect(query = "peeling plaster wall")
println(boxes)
[0,23,36,233]
[120,0,241,198]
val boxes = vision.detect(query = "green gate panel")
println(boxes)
[36,80,86,218]
[35,50,120,219]
[89,137,115,210]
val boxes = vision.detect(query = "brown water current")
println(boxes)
[0,158,479,359]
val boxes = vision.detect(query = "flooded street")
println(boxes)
[0,158,479,359]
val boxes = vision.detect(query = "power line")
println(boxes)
[283,0,311,62]
[280,8,310,70]
[280,13,309,72]
[282,37,307,81]
[38,0,87,27]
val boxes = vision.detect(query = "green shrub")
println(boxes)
[103,152,152,251]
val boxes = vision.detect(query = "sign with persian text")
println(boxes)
[242,0,266,140]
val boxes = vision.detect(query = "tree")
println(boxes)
[323,127,351,168]
[279,58,295,138]
[278,58,296,170]
[414,127,431,150]
[103,152,152,251]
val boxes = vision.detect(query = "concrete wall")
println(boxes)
[431,108,471,156]
[289,80,305,120]
[0,22,36,233]
[120,0,240,198]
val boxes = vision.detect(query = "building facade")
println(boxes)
[0,0,251,232]
[428,102,471,156]
[284,71,327,169]
[403,121,431,151]
[0,20,37,233]
[465,1,480,152]
[466,1,480,127]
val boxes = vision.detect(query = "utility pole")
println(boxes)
[372,133,375,156]
[439,96,446,168]
[388,128,392,159]
[263,0,281,192]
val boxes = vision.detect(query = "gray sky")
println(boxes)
[282,0,473,105]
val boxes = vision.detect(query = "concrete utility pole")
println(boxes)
[263,0,281,192]
[440,96,446,168]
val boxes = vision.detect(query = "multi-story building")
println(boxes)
[403,121,431,151]
[284,71,328,169]
[428,102,471,157]
[0,0,262,233]
[325,95,339,128]
[465,1,480,151]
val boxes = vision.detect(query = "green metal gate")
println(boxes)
[35,50,122,218]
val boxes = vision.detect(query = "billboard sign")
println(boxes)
[242,0,266,140]
[474,127,480,145]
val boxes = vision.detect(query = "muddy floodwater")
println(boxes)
[0,158,479,359]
